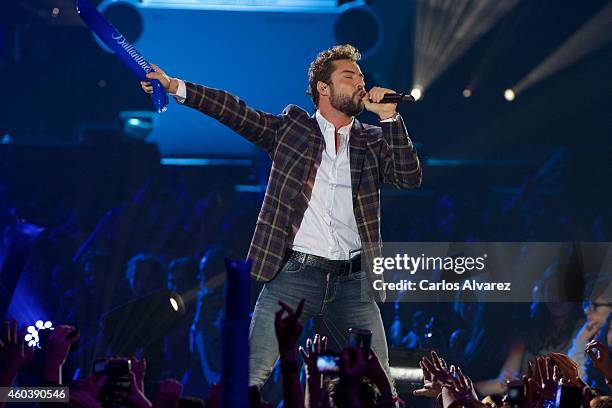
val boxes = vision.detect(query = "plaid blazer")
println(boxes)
[182,82,422,301]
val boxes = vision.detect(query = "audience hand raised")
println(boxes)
[70,374,107,408]
[123,371,153,408]
[274,299,305,359]
[414,357,443,398]
[153,378,183,408]
[299,333,327,379]
[0,321,35,383]
[586,339,612,381]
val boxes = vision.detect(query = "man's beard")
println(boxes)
[329,86,364,117]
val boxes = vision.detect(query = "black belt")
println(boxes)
[285,249,361,276]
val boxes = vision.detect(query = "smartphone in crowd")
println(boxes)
[316,351,341,374]
[93,358,132,408]
[506,379,524,407]
[555,383,582,408]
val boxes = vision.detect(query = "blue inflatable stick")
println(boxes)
[76,0,168,113]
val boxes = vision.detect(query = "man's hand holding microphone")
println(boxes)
[362,87,398,121]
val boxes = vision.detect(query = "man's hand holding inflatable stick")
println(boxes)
[140,65,178,95]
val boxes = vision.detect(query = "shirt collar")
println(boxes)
[315,110,354,137]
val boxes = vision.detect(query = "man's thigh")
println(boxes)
[323,271,390,373]
[251,259,327,327]
[248,260,326,385]
[324,272,384,334]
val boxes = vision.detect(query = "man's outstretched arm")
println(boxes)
[142,64,283,154]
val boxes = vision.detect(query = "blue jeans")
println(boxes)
[248,257,392,389]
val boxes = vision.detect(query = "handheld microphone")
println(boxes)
[378,93,415,103]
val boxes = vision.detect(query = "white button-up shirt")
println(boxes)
[290,111,361,260]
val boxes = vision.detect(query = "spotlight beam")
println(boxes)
[514,1,612,95]
[425,0,470,69]
[467,1,539,91]
[414,0,520,91]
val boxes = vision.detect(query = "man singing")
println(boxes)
[141,44,422,390]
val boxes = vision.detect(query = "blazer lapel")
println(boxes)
[350,119,367,203]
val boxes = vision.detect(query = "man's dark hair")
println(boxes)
[308,44,361,107]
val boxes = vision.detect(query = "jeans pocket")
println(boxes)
[282,259,304,274]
